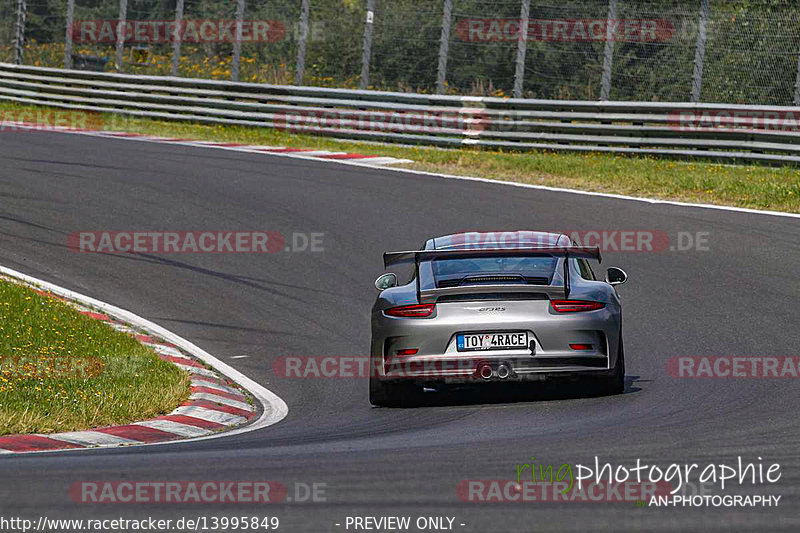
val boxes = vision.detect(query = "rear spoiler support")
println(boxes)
[383,246,601,302]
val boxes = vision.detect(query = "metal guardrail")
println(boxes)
[1,62,800,165]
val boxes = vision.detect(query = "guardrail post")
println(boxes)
[513,0,530,99]
[359,0,375,90]
[295,0,310,85]
[171,0,184,77]
[115,0,127,72]
[64,0,75,69]
[691,0,710,103]
[794,53,800,106]
[13,0,26,65]
[436,0,453,94]
[599,0,616,100]
[232,0,246,81]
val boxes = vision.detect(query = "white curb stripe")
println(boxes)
[134,420,213,438]
[174,363,217,377]
[110,323,139,333]
[45,431,140,447]
[145,343,190,358]
[171,406,247,426]
[190,393,253,411]
[292,150,345,157]
[358,157,414,166]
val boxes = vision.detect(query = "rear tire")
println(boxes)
[601,337,625,395]
[369,375,420,407]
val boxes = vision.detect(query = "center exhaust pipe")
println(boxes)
[497,363,511,380]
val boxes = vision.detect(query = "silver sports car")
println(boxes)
[369,231,628,406]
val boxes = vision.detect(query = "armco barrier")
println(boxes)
[1,62,800,165]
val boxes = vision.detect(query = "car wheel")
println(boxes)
[602,336,625,395]
[369,375,420,407]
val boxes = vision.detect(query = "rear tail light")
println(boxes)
[384,303,436,318]
[551,300,605,313]
[569,343,594,351]
[396,348,419,356]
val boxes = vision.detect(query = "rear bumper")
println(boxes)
[377,353,612,384]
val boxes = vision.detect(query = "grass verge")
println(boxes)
[1,100,799,213]
[0,278,190,435]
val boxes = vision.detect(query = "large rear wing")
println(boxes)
[383,246,602,302]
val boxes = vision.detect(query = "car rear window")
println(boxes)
[429,256,558,287]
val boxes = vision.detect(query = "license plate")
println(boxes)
[457,332,528,352]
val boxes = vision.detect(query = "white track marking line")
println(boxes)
[0,265,289,454]
[171,406,247,426]
[44,431,140,447]
[189,393,253,411]
[134,420,212,438]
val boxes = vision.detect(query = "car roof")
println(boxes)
[429,231,570,250]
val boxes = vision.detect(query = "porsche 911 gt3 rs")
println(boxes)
[369,231,628,406]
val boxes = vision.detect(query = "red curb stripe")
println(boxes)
[190,375,233,387]
[157,138,192,142]
[155,415,225,429]
[134,334,177,347]
[0,435,84,452]
[318,153,378,160]
[162,355,203,368]
[79,310,110,321]
[183,400,253,418]
[191,386,247,401]
[94,425,179,443]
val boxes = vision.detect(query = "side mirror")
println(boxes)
[374,273,398,291]
[605,267,628,286]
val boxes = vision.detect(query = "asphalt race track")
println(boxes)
[1,129,799,532]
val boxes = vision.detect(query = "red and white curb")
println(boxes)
[0,265,288,454]
[6,122,413,167]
